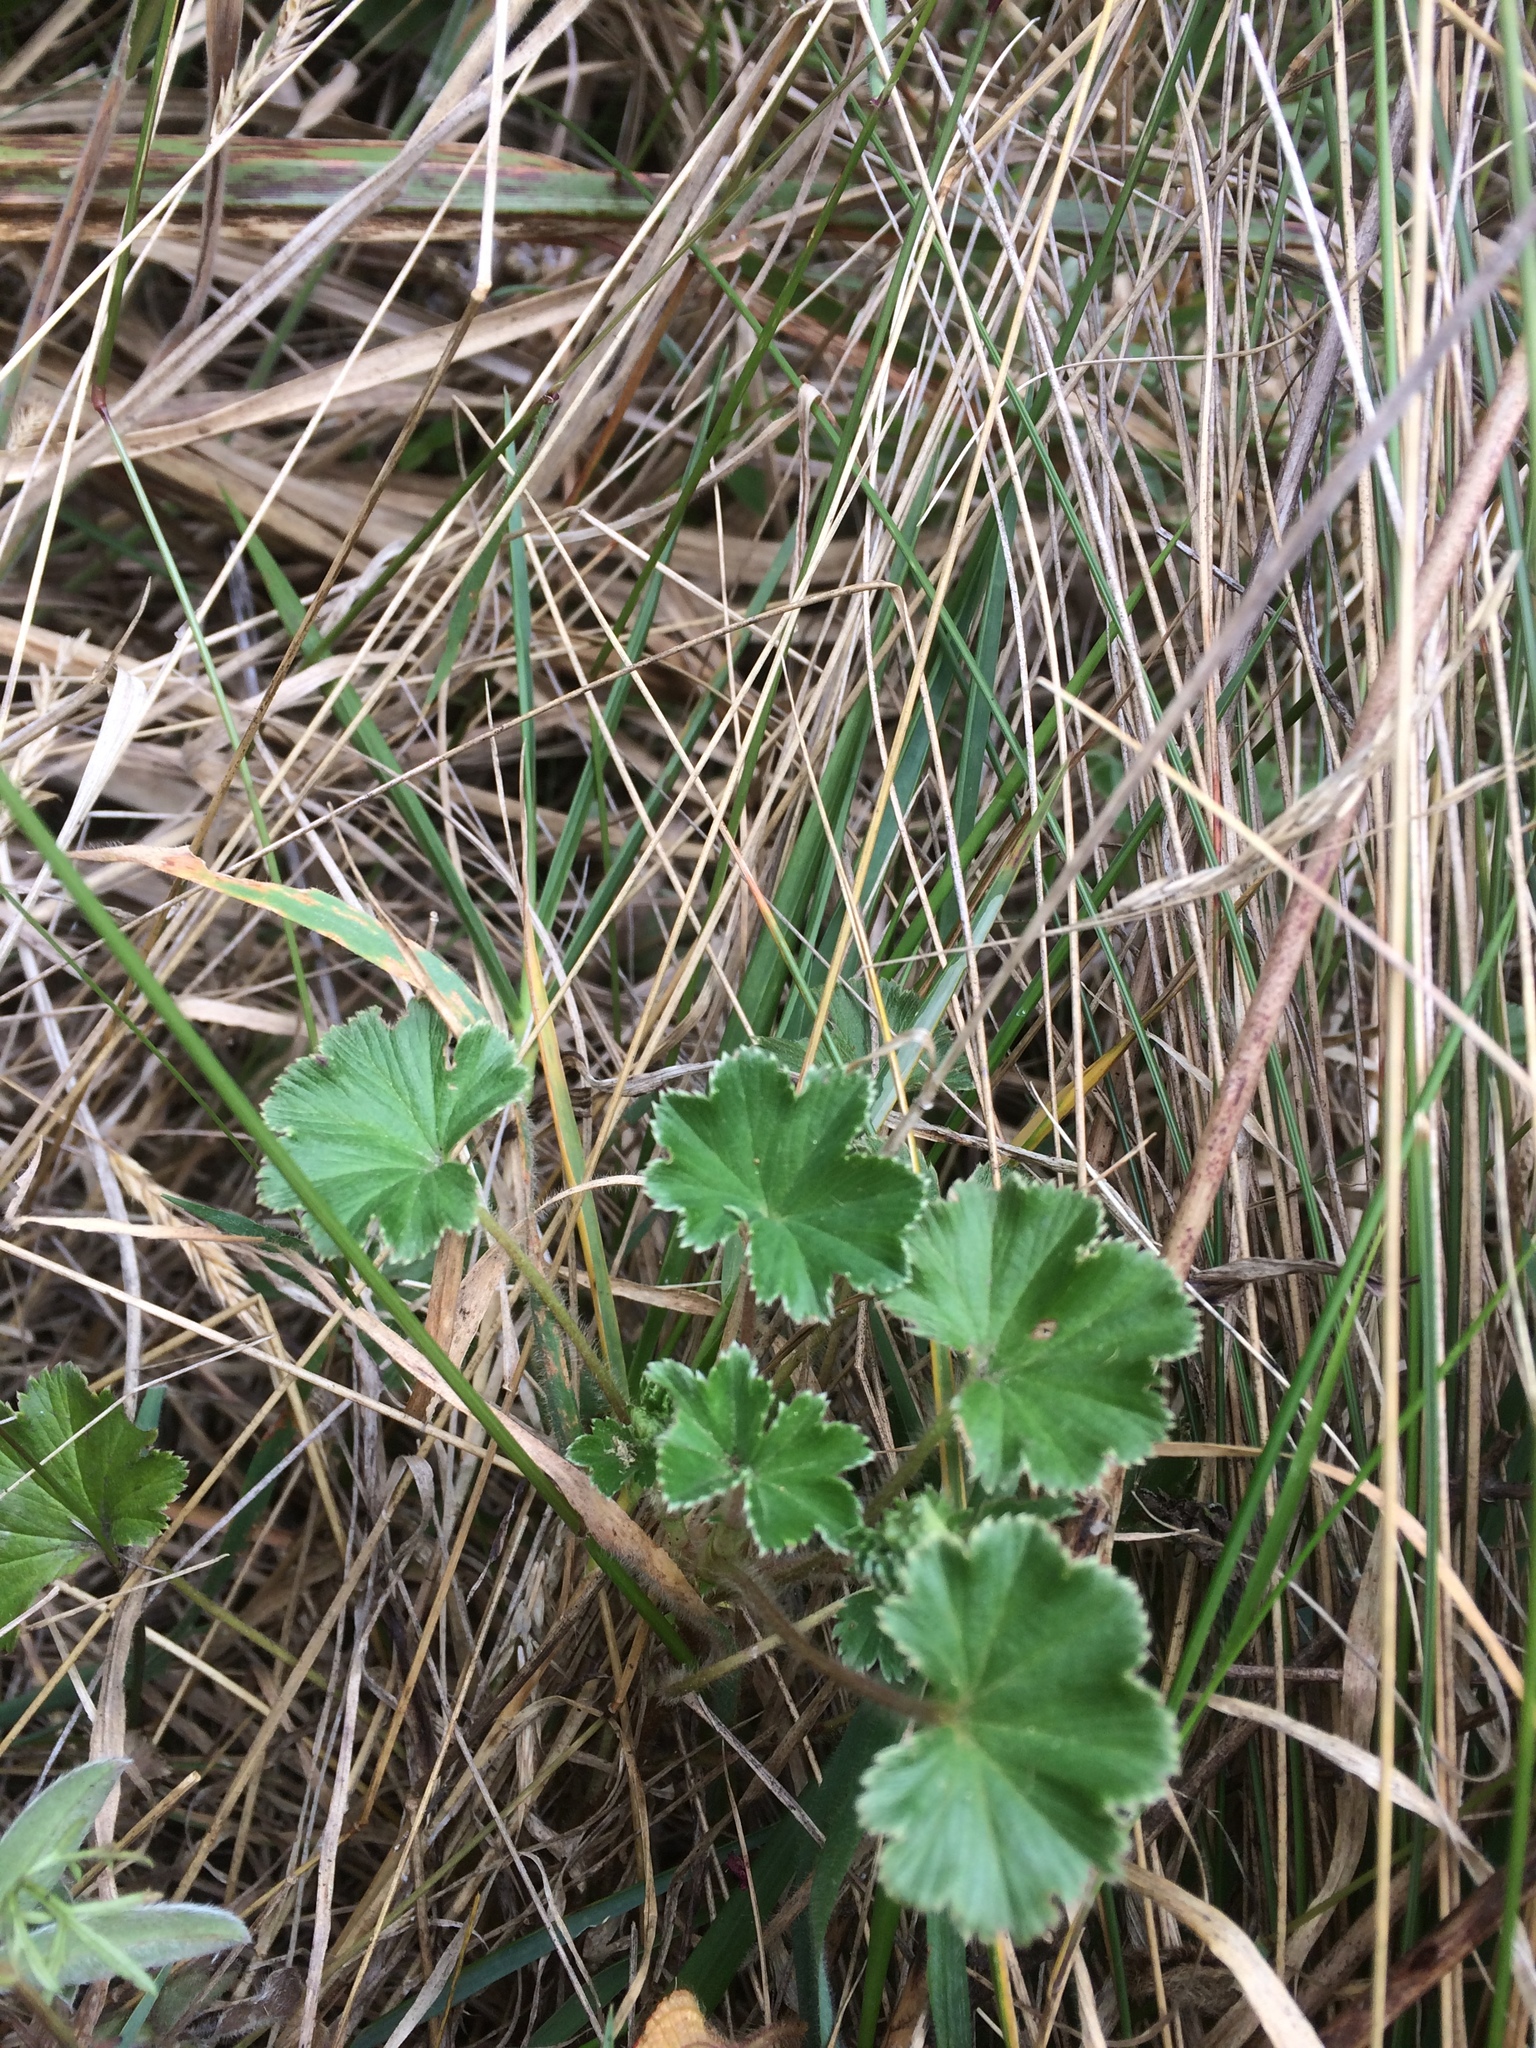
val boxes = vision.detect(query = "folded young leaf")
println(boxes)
[834,1586,908,1680]
[643,1049,924,1322]
[884,1172,1194,1492]
[857,1517,1175,1941]
[839,1491,966,1681]
[570,1376,672,1496]
[258,1002,530,1263]
[569,1418,655,1496]
[0,1368,185,1629]
[649,1345,870,1550]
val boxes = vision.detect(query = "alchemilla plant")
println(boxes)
[242,1010,1197,1946]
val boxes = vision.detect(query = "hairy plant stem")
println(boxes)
[655,1593,850,1697]
[476,1203,630,1420]
[717,1557,941,1725]
[765,1299,860,1394]
[866,1407,953,1518]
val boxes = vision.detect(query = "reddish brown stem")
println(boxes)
[1319,1845,1536,2048]
[1162,344,1530,1283]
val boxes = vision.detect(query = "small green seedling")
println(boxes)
[570,1375,672,1496]
[0,1759,247,2005]
[0,1365,185,1633]
[648,1345,870,1550]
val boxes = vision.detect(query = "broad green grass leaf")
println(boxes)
[258,1002,530,1263]
[163,1197,306,1253]
[0,1369,185,1627]
[527,1959,629,2045]
[884,1173,1194,1492]
[0,1760,123,1906]
[76,845,490,1036]
[678,1705,900,2012]
[643,1050,923,1322]
[857,1517,1175,1941]
[0,136,656,232]
[649,1345,869,1549]
[925,1913,973,2048]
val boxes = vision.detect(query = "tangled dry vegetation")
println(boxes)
[3,0,1536,2040]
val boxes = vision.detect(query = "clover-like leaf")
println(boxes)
[884,1172,1195,1492]
[257,1002,530,1263]
[648,1345,870,1549]
[643,1049,924,1322]
[0,1368,186,1630]
[857,1516,1175,1940]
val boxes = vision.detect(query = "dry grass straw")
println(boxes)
[0,0,1534,2040]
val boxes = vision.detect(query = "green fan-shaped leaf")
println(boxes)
[258,1002,530,1263]
[0,1369,185,1629]
[643,1050,923,1322]
[857,1517,1175,1940]
[884,1172,1194,1492]
[648,1346,870,1549]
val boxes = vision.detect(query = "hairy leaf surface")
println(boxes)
[0,1368,185,1628]
[649,1345,869,1549]
[0,1761,125,1906]
[885,1173,1193,1490]
[0,1760,249,1997]
[258,1002,529,1262]
[22,1901,249,1993]
[644,1050,922,1321]
[858,1517,1175,1939]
